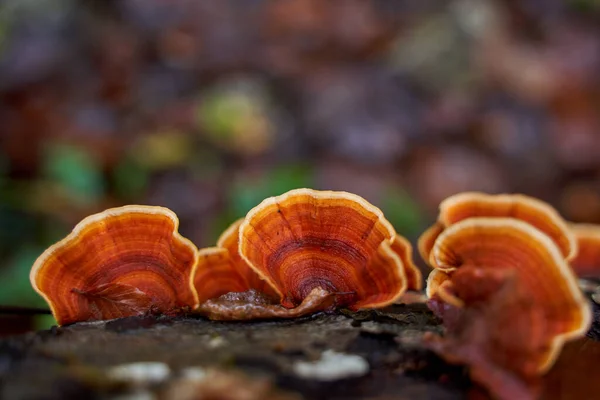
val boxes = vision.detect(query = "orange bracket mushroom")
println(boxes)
[418,192,577,269]
[192,218,327,321]
[425,270,550,400]
[390,236,422,291]
[193,218,278,306]
[30,206,199,325]
[424,217,591,400]
[238,189,409,312]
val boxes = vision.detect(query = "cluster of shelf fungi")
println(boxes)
[3,189,599,399]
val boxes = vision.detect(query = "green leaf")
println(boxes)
[113,157,149,201]
[228,164,314,218]
[34,315,57,331]
[0,245,48,307]
[42,143,105,206]
[209,164,314,244]
[380,187,424,238]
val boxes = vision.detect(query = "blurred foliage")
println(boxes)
[380,187,424,239]
[42,143,105,207]
[570,0,600,12]
[210,164,314,243]
[112,157,149,201]
[1,0,600,335]
[197,80,275,156]
[0,245,46,307]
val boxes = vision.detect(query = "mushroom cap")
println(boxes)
[390,236,422,291]
[417,222,444,266]
[193,248,250,304]
[425,268,449,298]
[192,219,278,303]
[438,192,577,261]
[30,205,199,325]
[238,188,407,310]
[431,217,591,371]
[425,271,552,399]
[217,219,279,297]
[570,223,600,278]
[425,269,463,307]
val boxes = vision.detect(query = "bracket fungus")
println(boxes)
[417,222,444,267]
[31,189,421,324]
[570,223,600,278]
[193,218,332,320]
[30,205,199,325]
[390,236,422,291]
[422,216,591,399]
[418,192,577,268]
[193,218,277,305]
[425,269,462,308]
[238,189,410,312]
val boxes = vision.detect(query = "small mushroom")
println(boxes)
[239,189,408,311]
[425,269,463,308]
[569,223,600,278]
[193,247,250,304]
[438,192,577,261]
[424,217,591,399]
[431,217,590,352]
[30,206,199,325]
[418,192,577,265]
[215,218,279,298]
[192,219,278,305]
[390,236,423,291]
[417,222,444,266]
[425,270,550,400]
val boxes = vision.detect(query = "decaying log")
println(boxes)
[0,301,598,400]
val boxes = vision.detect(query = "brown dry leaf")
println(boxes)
[72,283,154,321]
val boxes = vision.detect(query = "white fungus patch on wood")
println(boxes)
[293,350,369,381]
[107,362,171,385]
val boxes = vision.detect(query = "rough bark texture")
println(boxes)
[0,301,598,400]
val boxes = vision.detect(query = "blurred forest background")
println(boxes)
[2,0,600,334]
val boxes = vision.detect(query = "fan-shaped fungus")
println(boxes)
[438,192,577,261]
[238,189,408,311]
[193,247,250,304]
[570,223,600,278]
[30,206,199,325]
[418,192,577,265]
[431,218,590,365]
[390,236,422,291]
[424,217,591,399]
[417,222,444,266]
[425,269,463,308]
[425,270,550,400]
[192,219,278,305]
